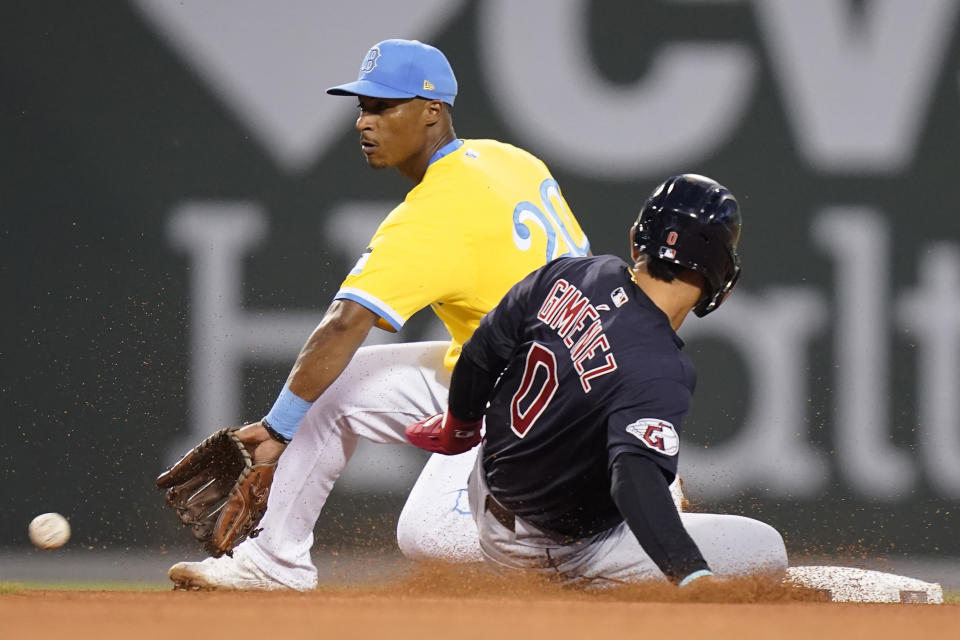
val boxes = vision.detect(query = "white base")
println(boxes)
[786,565,943,604]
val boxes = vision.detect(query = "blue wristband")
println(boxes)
[263,385,313,440]
[679,569,713,587]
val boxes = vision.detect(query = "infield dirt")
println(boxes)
[3,565,957,639]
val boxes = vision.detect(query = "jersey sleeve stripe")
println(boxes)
[334,287,405,331]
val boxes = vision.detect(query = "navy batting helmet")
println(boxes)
[631,174,742,317]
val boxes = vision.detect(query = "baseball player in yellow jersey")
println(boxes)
[164,39,589,591]
[337,137,589,370]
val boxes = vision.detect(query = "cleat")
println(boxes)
[168,547,292,591]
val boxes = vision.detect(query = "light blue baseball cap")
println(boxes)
[327,39,457,106]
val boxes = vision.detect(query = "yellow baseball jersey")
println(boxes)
[336,138,590,369]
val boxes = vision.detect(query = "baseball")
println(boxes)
[28,512,71,550]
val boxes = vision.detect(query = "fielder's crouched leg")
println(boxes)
[397,447,484,563]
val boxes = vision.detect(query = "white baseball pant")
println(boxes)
[447,452,788,585]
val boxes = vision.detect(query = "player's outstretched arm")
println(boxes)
[283,300,378,401]
[610,452,713,586]
[233,299,377,459]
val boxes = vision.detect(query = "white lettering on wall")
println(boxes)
[477,0,757,178]
[813,208,916,498]
[682,208,960,499]
[134,0,959,177]
[897,245,960,498]
[755,0,959,172]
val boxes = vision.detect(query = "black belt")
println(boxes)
[484,494,515,532]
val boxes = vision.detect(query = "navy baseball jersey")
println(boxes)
[461,255,696,539]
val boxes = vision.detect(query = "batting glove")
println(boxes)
[405,411,482,455]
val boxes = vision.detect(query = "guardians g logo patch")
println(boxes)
[625,418,679,456]
[360,47,381,74]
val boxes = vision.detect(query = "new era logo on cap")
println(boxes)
[327,39,458,105]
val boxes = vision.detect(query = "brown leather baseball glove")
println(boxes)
[156,427,276,558]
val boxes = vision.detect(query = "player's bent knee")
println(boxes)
[746,517,788,574]
[396,503,484,563]
[396,507,429,561]
[681,513,787,577]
